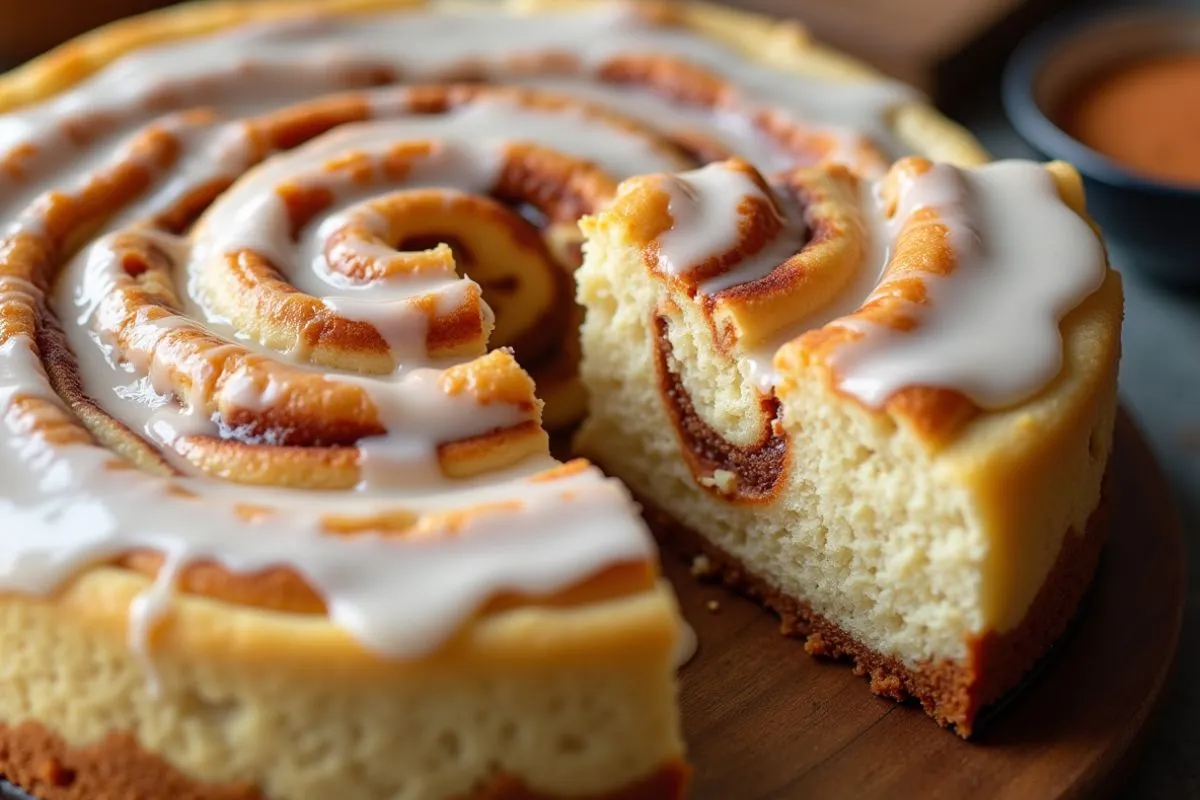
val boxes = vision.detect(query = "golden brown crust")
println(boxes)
[0,2,1009,796]
[115,548,655,618]
[0,574,685,798]
[594,56,890,174]
[644,471,1110,738]
[0,0,988,160]
[0,0,990,166]
[0,5,996,795]
[0,723,264,800]
[0,722,688,800]
[645,161,783,291]
[0,0,992,502]
[20,315,651,619]
[788,156,1107,446]
[28,84,633,454]
[611,159,882,352]
[0,5,786,642]
[712,164,866,341]
[201,87,631,371]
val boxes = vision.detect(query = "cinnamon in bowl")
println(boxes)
[1004,12,1200,287]
[1058,53,1200,188]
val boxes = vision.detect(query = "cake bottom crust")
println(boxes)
[643,473,1110,738]
[0,720,688,800]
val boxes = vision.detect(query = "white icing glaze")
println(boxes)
[1,334,654,659]
[832,161,1107,408]
[127,546,186,697]
[45,83,692,508]
[743,178,890,391]
[655,160,1105,409]
[183,95,685,358]
[516,78,794,171]
[655,162,807,294]
[672,618,699,670]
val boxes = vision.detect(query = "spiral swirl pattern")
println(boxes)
[0,0,989,660]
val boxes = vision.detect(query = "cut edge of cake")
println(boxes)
[574,157,1123,736]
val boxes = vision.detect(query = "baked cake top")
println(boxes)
[0,0,1094,665]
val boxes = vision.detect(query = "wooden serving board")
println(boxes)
[666,408,1186,799]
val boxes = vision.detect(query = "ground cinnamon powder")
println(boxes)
[1058,52,1200,186]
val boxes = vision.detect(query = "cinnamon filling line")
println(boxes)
[651,315,788,502]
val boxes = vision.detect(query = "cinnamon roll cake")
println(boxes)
[0,0,1112,797]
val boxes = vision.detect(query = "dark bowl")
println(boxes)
[1003,10,1200,288]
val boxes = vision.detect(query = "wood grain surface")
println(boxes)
[665,408,1186,800]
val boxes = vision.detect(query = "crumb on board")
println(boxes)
[690,554,715,577]
[706,599,720,613]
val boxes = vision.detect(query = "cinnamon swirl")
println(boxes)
[0,0,1035,797]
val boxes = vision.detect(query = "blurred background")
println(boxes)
[0,0,1195,796]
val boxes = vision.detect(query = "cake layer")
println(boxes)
[643,470,1109,736]
[0,569,683,799]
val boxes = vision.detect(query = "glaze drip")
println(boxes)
[832,161,1107,409]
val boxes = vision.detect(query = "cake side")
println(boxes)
[0,570,684,799]
[771,266,1122,639]
[575,156,1122,734]
[642,469,1109,734]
